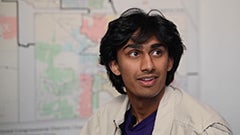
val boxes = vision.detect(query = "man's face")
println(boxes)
[110,36,173,99]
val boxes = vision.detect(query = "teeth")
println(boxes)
[142,77,154,81]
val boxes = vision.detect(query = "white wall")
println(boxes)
[199,0,240,134]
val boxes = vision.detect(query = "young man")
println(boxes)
[80,8,232,135]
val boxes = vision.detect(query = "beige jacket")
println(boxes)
[80,86,232,135]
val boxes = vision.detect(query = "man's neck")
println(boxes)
[127,89,165,123]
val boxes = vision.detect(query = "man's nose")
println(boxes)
[140,54,155,73]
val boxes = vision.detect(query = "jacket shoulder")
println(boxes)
[80,95,128,135]
[171,87,231,133]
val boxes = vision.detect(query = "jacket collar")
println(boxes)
[114,95,130,127]
[152,86,175,134]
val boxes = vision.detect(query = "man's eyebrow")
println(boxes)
[122,43,142,50]
[122,43,165,50]
[151,43,165,49]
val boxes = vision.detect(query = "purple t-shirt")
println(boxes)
[120,109,157,135]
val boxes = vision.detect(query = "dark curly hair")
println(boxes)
[99,8,185,94]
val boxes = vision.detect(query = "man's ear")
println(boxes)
[109,60,121,76]
[167,58,174,71]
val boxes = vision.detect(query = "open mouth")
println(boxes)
[141,77,155,81]
[138,76,158,87]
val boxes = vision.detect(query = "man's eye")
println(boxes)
[129,51,139,57]
[152,50,162,56]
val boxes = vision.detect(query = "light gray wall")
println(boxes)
[199,0,240,134]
